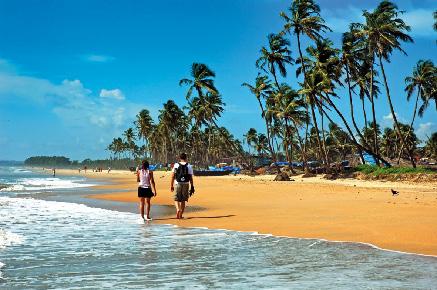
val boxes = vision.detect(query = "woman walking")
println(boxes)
[137,160,157,221]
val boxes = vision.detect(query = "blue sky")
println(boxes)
[0,0,435,161]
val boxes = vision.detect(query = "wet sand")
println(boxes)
[56,168,437,256]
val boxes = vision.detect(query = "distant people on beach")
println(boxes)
[170,153,195,219]
[52,168,56,177]
[137,160,157,222]
[84,166,87,173]
[107,167,111,173]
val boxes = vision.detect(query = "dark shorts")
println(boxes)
[174,183,189,202]
[138,187,154,198]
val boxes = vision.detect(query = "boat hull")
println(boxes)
[193,170,232,176]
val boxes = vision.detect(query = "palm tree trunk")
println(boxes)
[324,99,391,167]
[206,130,211,165]
[210,120,247,163]
[318,103,330,168]
[284,120,290,163]
[285,120,297,173]
[291,119,307,168]
[284,132,290,164]
[309,95,328,168]
[272,72,280,89]
[397,89,420,165]
[256,97,276,162]
[369,61,380,165]
[345,64,366,164]
[361,96,368,129]
[297,33,309,172]
[378,54,416,168]
[360,96,368,144]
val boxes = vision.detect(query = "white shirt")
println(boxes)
[138,169,151,188]
[173,162,193,184]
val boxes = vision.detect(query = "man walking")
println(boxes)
[170,153,194,219]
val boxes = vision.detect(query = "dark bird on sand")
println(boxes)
[391,189,399,196]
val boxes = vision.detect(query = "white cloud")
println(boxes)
[324,7,435,37]
[403,9,435,37]
[0,58,138,133]
[99,88,125,100]
[324,7,363,33]
[381,112,407,128]
[81,54,115,63]
[0,58,17,73]
[383,113,395,121]
[416,122,436,141]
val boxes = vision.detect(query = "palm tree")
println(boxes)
[380,127,397,158]
[134,109,154,157]
[267,84,308,165]
[280,0,331,168]
[398,60,437,163]
[181,64,245,163]
[198,92,245,160]
[255,133,269,156]
[244,128,258,155]
[122,128,136,160]
[434,11,437,31]
[423,132,437,159]
[341,30,366,139]
[348,22,381,161]
[256,33,294,88]
[280,0,331,81]
[299,39,340,167]
[405,60,437,119]
[349,57,381,150]
[242,74,276,159]
[298,68,329,165]
[326,123,354,162]
[398,123,419,159]
[341,29,376,164]
[158,100,186,162]
[355,1,414,166]
[179,63,218,100]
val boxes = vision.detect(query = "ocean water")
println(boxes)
[0,166,436,289]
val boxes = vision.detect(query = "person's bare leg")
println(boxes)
[180,201,186,219]
[139,198,145,220]
[146,198,151,219]
[174,201,181,219]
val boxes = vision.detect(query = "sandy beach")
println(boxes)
[56,168,437,256]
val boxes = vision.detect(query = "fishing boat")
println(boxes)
[193,169,233,176]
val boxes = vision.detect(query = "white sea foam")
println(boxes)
[0,196,436,289]
[0,177,94,192]
[0,261,4,279]
[12,168,31,174]
[0,229,24,249]
[0,184,25,191]
[0,196,136,226]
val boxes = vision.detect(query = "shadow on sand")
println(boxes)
[154,214,235,221]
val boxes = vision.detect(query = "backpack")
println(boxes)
[175,163,190,183]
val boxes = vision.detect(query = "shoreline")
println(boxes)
[51,168,437,256]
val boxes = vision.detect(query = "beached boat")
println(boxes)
[193,170,233,176]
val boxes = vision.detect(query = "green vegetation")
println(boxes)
[355,164,436,175]
[106,0,436,172]
[108,63,243,167]
[24,156,136,170]
[25,156,71,167]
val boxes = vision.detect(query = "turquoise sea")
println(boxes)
[0,165,436,289]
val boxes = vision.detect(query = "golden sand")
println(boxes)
[55,168,437,256]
